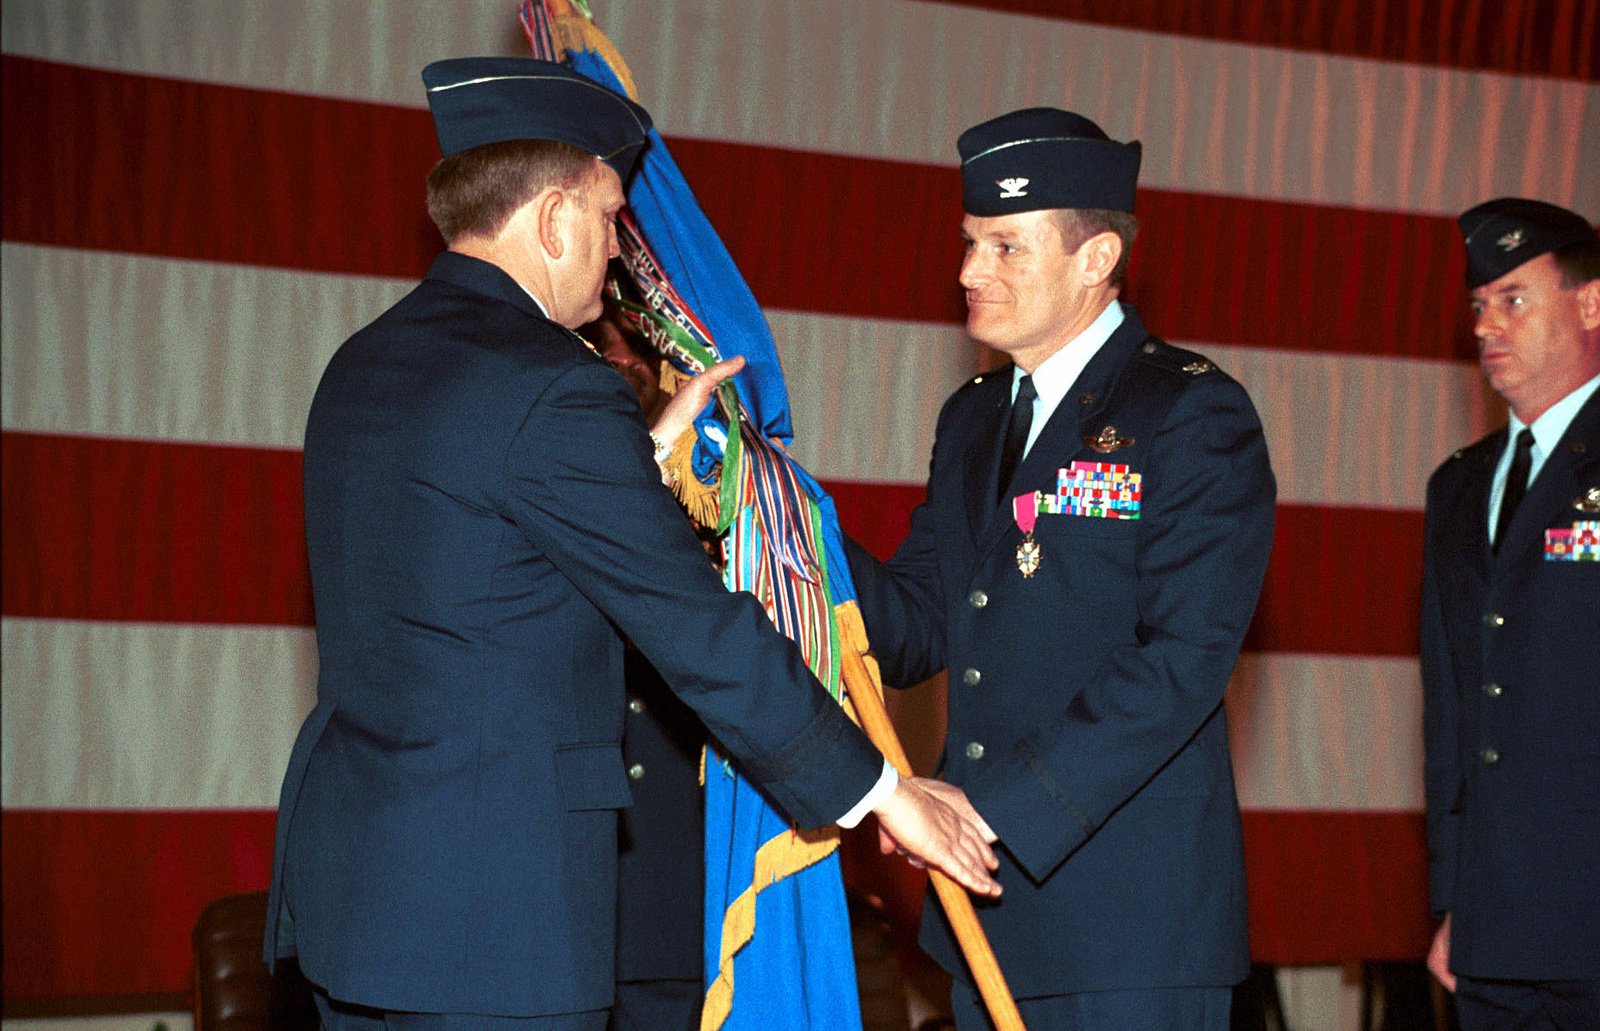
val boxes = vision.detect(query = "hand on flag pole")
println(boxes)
[874,776,1003,897]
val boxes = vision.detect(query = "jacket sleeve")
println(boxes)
[1419,473,1461,918]
[504,362,882,828]
[971,374,1276,880]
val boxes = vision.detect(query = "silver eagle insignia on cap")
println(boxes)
[1497,228,1526,252]
[997,177,1030,199]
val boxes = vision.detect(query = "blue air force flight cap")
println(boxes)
[1458,197,1598,288]
[422,57,653,180]
[958,108,1141,217]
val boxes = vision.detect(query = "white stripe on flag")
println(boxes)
[1228,652,1424,811]
[3,0,1594,215]
[5,244,1500,509]
[2,616,1413,812]
[1,618,316,809]
[2,243,405,449]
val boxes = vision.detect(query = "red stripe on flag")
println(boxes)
[1,432,313,626]
[1,808,278,1005]
[2,434,1418,654]
[1248,504,1424,657]
[1242,809,1433,963]
[2,56,1481,362]
[0,55,441,280]
[913,0,1599,81]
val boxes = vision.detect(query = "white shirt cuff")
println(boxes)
[836,758,898,828]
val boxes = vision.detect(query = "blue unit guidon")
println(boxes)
[1545,520,1600,561]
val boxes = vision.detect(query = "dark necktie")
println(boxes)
[1493,427,1534,553]
[997,374,1037,502]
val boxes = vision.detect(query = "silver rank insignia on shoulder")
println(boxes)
[1497,228,1526,252]
[1182,360,1213,375]
[1084,425,1134,453]
[997,177,1029,198]
[1574,486,1600,514]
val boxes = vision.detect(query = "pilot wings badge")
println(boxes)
[1084,425,1134,453]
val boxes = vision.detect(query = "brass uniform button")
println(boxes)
[965,742,986,761]
[628,697,645,714]
[969,590,989,609]
[962,667,982,686]
[628,763,646,780]
[1483,612,1506,628]
[1483,682,1504,698]
[1479,748,1500,765]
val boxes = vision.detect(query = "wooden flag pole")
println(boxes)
[837,631,1027,1031]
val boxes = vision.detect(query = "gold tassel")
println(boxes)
[664,425,721,530]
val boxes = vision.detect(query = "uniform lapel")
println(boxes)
[1457,433,1500,585]
[1494,389,1600,569]
[961,371,1015,543]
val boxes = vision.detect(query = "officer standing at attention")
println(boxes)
[266,57,1000,1031]
[1422,197,1600,1029]
[846,107,1276,1030]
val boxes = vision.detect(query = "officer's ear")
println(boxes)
[1577,277,1600,333]
[1076,231,1122,289]
[535,186,567,261]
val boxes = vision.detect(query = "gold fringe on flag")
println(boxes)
[663,425,720,529]
[700,824,842,1031]
[549,12,640,99]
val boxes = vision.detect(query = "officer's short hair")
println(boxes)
[426,139,596,244]
[1053,208,1140,287]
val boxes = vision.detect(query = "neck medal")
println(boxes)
[1013,492,1042,578]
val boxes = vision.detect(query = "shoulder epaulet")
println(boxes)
[954,366,1012,396]
[1133,337,1219,379]
[1429,428,1502,483]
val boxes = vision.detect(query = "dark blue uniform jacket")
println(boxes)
[849,308,1275,998]
[1421,387,1600,981]
[265,252,880,1017]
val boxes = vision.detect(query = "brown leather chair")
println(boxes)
[192,890,318,1031]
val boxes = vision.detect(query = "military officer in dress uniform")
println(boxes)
[1422,197,1600,1030]
[846,108,1276,1030]
[265,57,1001,1031]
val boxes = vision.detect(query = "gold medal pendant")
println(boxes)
[1016,532,1042,578]
[1012,492,1043,578]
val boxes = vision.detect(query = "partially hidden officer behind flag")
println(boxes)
[845,108,1276,1030]
[1421,198,1600,1029]
[264,57,1001,1031]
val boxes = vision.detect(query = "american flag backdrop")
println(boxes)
[3,0,1596,1022]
